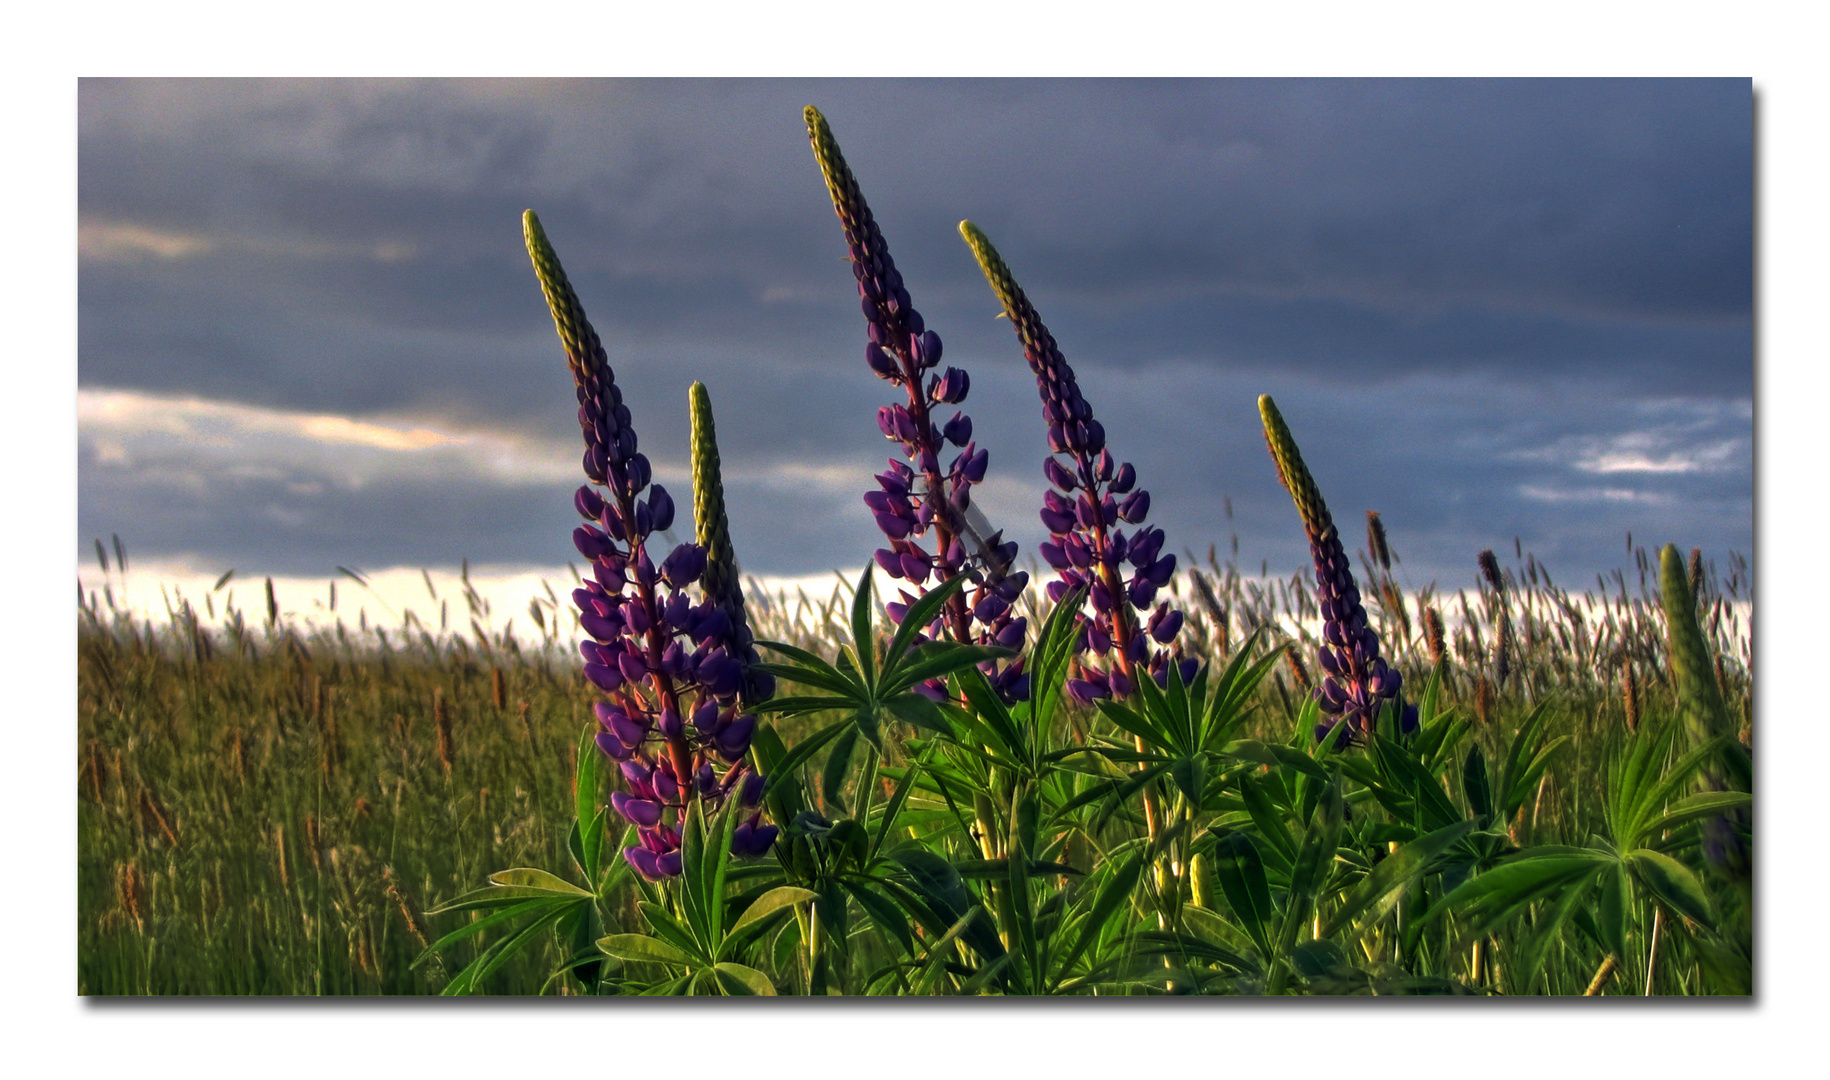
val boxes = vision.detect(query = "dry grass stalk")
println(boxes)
[516,700,537,752]
[138,788,179,847]
[227,729,248,788]
[275,823,291,890]
[83,738,109,804]
[319,684,343,778]
[1622,665,1641,734]
[491,666,507,712]
[356,923,378,978]
[383,866,430,950]
[434,688,455,776]
[118,860,147,933]
[305,814,323,873]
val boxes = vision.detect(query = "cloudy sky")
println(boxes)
[77,78,1752,600]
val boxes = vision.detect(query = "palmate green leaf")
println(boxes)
[749,693,858,717]
[1513,873,1596,995]
[484,868,593,896]
[427,883,592,915]
[763,718,852,792]
[912,905,988,996]
[951,666,1027,759]
[849,563,877,690]
[1496,700,1554,816]
[822,724,861,813]
[1638,735,1739,833]
[882,691,954,737]
[1319,818,1480,941]
[1223,739,1329,783]
[1208,831,1275,958]
[888,846,1007,969]
[677,800,711,945]
[1504,736,1570,817]
[869,743,932,866]
[748,664,860,701]
[1279,777,1344,956]
[707,798,740,945]
[882,642,1011,698]
[1129,660,1187,755]
[1052,851,1145,983]
[1095,698,1172,750]
[1236,773,1298,868]
[844,880,916,956]
[1026,583,1087,731]
[1595,862,1630,961]
[1047,762,1171,825]
[442,903,572,995]
[575,724,604,882]
[1181,904,1259,958]
[1415,848,1614,945]
[1463,745,1492,821]
[637,900,706,962]
[597,933,692,967]
[412,898,562,970]
[1627,849,1716,929]
[1169,755,1207,802]
[713,962,776,996]
[882,572,974,673]
[1637,790,1752,848]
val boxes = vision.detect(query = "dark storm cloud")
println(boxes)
[77,78,1752,585]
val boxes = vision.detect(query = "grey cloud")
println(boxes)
[76,78,1752,589]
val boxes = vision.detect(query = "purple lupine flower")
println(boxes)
[526,211,775,880]
[1259,395,1417,747]
[807,108,1029,701]
[959,222,1194,704]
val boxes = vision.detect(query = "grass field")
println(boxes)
[76,538,1751,996]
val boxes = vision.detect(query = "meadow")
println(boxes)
[75,531,1751,995]
[75,104,1752,997]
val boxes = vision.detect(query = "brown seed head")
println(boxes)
[1284,648,1312,693]
[1366,511,1392,572]
[1423,606,1447,665]
[119,861,147,933]
[434,688,455,776]
[1474,675,1496,726]
[1478,550,1505,595]
[1622,665,1641,734]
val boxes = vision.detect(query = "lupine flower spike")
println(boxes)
[523,211,772,879]
[959,221,1194,704]
[804,107,1029,702]
[690,380,778,858]
[1258,395,1416,746]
